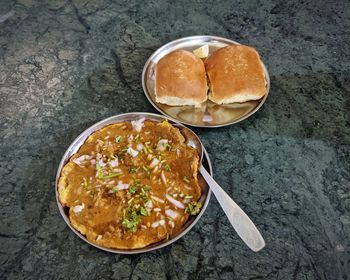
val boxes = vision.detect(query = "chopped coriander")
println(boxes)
[128,167,138,173]
[183,176,190,183]
[185,201,202,215]
[134,134,140,142]
[96,162,122,180]
[112,186,118,193]
[143,146,148,154]
[142,165,150,175]
[140,207,148,216]
[184,195,193,199]
[128,185,138,194]
[115,135,123,143]
[164,164,171,172]
[141,185,151,193]
[102,172,122,179]
[96,162,104,179]
[122,214,140,232]
[117,146,129,158]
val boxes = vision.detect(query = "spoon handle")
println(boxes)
[200,165,265,252]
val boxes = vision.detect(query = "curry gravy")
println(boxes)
[58,120,202,249]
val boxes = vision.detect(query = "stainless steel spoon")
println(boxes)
[180,127,266,252]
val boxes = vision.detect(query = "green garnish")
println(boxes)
[140,207,148,216]
[185,195,193,199]
[102,173,122,179]
[128,167,138,174]
[164,164,171,172]
[96,162,122,180]
[115,135,123,143]
[128,185,138,194]
[122,203,148,232]
[142,165,150,175]
[141,185,151,194]
[117,146,129,158]
[134,134,140,142]
[185,201,202,215]
[122,213,141,232]
[111,186,118,193]
[96,162,104,179]
[183,176,190,183]
[143,146,148,154]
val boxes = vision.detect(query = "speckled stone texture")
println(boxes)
[0,0,349,279]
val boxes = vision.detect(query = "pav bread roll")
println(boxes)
[155,50,208,106]
[205,45,266,104]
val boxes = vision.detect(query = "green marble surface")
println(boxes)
[1,0,349,279]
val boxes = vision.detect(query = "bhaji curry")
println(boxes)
[58,119,202,249]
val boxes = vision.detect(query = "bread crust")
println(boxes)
[205,45,266,104]
[155,50,208,106]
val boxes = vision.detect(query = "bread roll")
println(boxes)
[205,45,266,104]
[155,50,208,106]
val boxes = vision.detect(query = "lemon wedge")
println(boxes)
[193,45,209,59]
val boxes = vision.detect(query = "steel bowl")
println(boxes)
[142,35,270,128]
[55,112,212,254]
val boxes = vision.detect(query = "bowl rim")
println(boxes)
[55,112,213,254]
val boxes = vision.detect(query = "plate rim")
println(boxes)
[141,35,270,128]
[55,112,213,254]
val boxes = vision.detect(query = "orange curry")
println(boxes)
[58,119,202,249]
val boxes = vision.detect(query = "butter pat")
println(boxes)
[193,45,209,59]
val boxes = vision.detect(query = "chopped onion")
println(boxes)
[90,159,96,165]
[146,200,153,209]
[159,220,165,226]
[151,221,159,228]
[131,117,145,132]
[166,194,185,209]
[116,181,129,190]
[109,159,119,167]
[73,203,85,214]
[153,208,161,212]
[147,154,153,161]
[161,171,166,184]
[73,155,91,165]
[98,159,106,167]
[157,139,169,152]
[165,209,178,219]
[150,158,160,168]
[128,134,134,142]
[127,147,139,157]
[151,195,164,204]
[136,143,144,151]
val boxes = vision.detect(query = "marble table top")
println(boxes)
[0,0,349,279]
